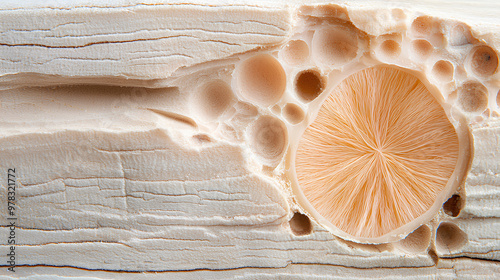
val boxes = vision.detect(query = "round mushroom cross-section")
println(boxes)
[293,66,461,243]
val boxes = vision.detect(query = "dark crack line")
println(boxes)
[0,261,439,274]
[440,255,500,264]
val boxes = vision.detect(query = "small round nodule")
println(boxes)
[457,81,489,114]
[248,115,288,167]
[411,16,434,37]
[281,40,310,65]
[469,45,499,77]
[379,40,401,59]
[436,222,468,253]
[283,103,305,125]
[411,39,434,60]
[236,54,287,107]
[432,60,454,83]
[295,69,325,102]
[312,28,358,67]
[193,80,234,120]
[289,212,313,236]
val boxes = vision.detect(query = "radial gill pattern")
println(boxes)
[295,66,459,239]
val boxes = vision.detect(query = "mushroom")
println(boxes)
[294,66,460,242]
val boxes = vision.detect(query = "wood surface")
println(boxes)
[0,1,499,279]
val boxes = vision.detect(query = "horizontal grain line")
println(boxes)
[0,261,438,274]
[0,34,235,49]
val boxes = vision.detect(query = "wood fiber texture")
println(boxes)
[0,1,499,279]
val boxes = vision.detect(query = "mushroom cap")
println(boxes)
[294,66,460,242]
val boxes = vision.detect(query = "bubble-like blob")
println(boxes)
[411,39,433,60]
[457,81,488,113]
[432,60,454,83]
[397,225,431,253]
[193,80,234,120]
[248,115,288,167]
[236,54,286,107]
[312,28,358,67]
[283,103,305,125]
[281,40,310,65]
[469,45,498,77]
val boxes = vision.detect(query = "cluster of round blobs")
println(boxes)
[408,16,499,117]
[371,15,500,118]
[233,36,331,168]
[230,15,484,256]
[190,10,496,259]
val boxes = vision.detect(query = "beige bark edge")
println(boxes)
[0,0,499,279]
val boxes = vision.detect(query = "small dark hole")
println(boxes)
[289,212,312,236]
[295,70,324,102]
[443,194,463,217]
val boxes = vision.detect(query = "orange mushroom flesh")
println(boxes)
[295,66,459,239]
